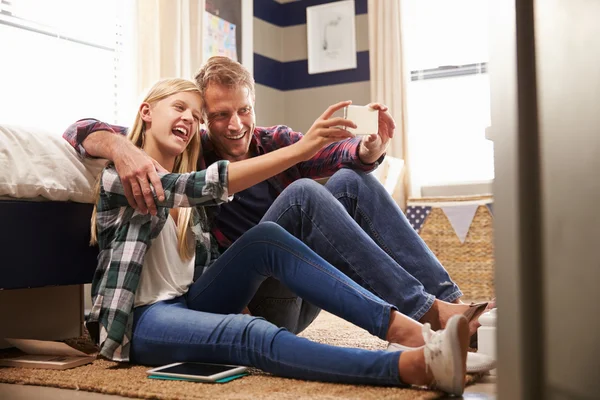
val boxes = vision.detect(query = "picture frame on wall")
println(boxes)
[306,0,357,74]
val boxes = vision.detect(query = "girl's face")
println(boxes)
[142,91,202,159]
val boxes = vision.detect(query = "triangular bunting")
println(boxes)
[486,203,493,217]
[440,204,479,243]
[405,206,432,233]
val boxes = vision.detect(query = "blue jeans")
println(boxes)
[255,169,462,331]
[131,222,402,386]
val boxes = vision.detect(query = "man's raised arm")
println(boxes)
[63,119,165,215]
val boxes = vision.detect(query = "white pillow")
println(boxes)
[0,124,106,203]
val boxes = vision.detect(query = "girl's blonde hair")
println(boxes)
[90,78,202,261]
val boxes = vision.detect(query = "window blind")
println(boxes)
[0,0,127,133]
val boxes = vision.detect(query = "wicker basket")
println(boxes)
[409,196,495,301]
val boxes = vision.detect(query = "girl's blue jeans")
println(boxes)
[131,222,403,386]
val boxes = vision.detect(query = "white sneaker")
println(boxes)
[421,314,468,396]
[387,342,496,374]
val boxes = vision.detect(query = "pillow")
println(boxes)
[0,124,106,203]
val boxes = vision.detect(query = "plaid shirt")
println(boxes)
[90,162,229,361]
[64,119,383,248]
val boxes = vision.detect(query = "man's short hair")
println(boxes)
[194,56,255,107]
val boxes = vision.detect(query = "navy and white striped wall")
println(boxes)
[253,0,371,131]
[253,0,369,91]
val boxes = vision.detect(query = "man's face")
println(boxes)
[203,83,255,162]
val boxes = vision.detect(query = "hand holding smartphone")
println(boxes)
[343,105,379,136]
[147,362,248,383]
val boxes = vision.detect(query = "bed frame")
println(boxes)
[0,199,98,347]
[0,200,98,289]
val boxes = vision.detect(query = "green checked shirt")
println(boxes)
[89,160,230,362]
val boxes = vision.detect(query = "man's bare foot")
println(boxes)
[419,300,484,339]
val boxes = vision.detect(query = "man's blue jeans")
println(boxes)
[252,169,462,332]
[130,222,402,386]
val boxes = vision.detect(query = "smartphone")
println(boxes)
[343,105,379,136]
[146,362,248,382]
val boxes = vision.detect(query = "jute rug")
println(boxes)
[0,312,481,400]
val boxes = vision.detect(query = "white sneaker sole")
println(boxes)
[444,315,469,395]
[387,343,496,374]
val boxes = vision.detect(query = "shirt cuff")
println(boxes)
[205,160,232,202]
[352,140,386,170]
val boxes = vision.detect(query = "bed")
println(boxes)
[0,124,105,346]
[0,123,106,290]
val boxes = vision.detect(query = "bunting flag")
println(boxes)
[440,204,479,243]
[406,206,432,233]
[486,203,493,217]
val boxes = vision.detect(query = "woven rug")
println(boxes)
[0,312,480,400]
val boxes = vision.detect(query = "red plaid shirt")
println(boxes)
[64,119,383,248]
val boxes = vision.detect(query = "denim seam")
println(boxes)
[411,293,435,321]
[441,289,463,304]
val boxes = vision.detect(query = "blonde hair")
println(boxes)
[194,56,255,115]
[90,78,202,261]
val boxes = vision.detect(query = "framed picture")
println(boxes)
[306,0,357,74]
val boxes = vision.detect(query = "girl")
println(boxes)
[89,78,470,395]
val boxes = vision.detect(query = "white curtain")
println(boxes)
[368,0,410,208]
[135,0,205,96]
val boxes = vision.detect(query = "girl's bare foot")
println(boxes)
[397,348,432,386]
[386,310,426,348]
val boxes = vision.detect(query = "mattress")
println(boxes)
[0,123,105,203]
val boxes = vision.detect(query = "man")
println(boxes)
[65,56,488,340]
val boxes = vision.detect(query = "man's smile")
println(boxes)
[225,131,246,140]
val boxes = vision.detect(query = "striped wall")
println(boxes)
[253,0,371,133]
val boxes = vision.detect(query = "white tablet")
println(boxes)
[147,362,248,382]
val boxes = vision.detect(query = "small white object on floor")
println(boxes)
[477,308,497,375]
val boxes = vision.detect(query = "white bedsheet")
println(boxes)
[0,124,106,203]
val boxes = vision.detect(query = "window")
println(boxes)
[0,0,133,134]
[402,0,493,196]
